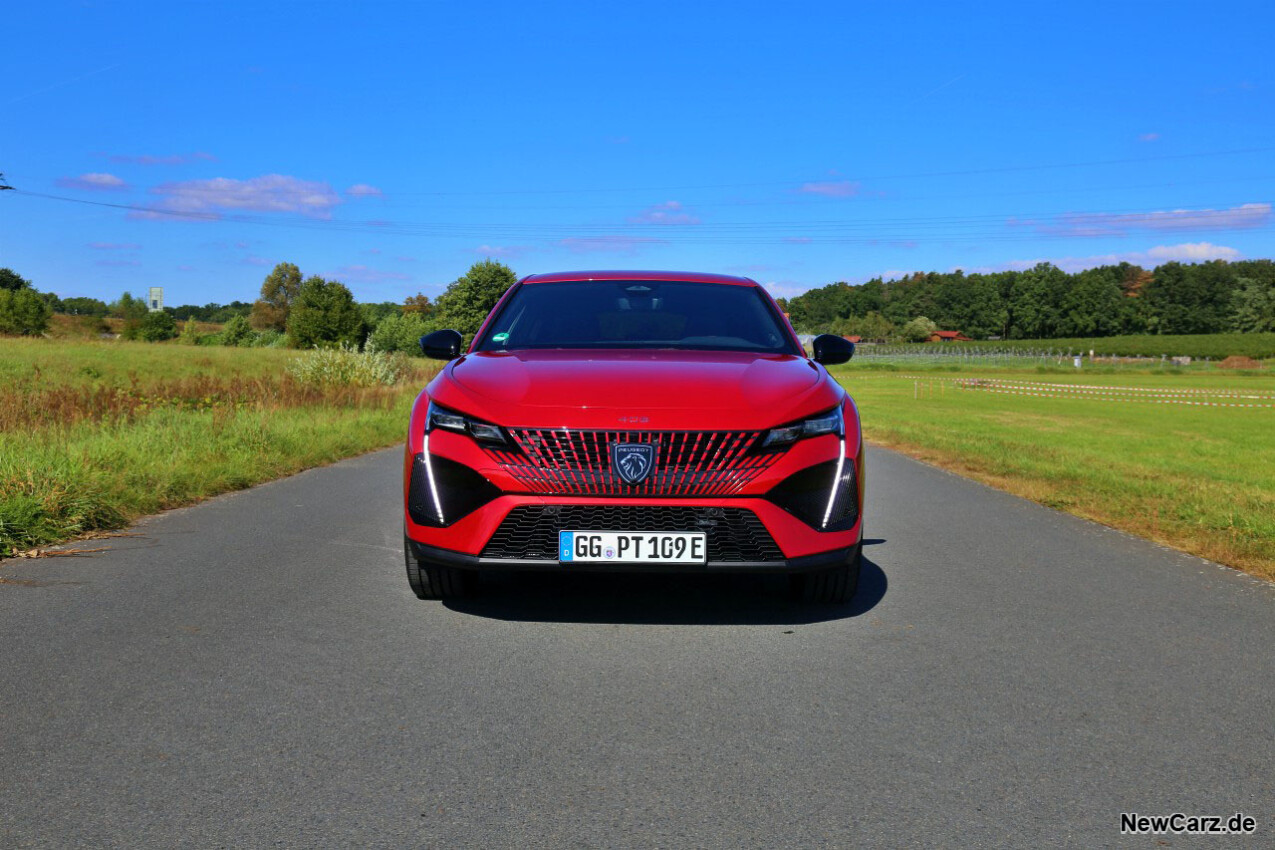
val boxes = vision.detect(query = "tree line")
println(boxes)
[227,259,516,352]
[9,257,1275,346]
[0,259,519,350]
[778,260,1275,340]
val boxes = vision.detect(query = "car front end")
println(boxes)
[403,271,864,603]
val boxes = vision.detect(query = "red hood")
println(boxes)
[426,349,841,430]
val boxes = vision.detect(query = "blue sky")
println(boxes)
[2,0,1273,306]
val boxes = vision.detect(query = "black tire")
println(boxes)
[791,546,861,604]
[404,535,473,600]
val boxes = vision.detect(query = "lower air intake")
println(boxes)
[481,505,784,563]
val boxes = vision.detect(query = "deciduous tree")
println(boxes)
[221,314,253,346]
[138,310,178,342]
[286,276,365,348]
[0,268,31,291]
[1230,278,1275,333]
[434,260,517,337]
[403,293,434,315]
[0,287,52,335]
[901,316,938,342]
[250,262,302,331]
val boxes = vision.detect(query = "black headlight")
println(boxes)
[761,406,843,449]
[427,401,508,445]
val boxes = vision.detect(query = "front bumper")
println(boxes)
[407,536,861,574]
[403,395,865,572]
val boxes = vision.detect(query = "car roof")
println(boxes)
[519,270,759,286]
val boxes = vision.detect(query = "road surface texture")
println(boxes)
[2,446,1272,848]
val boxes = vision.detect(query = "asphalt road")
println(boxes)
[2,446,1273,848]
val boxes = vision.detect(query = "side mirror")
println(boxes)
[812,333,854,365]
[419,329,464,360]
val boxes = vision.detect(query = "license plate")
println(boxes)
[558,531,707,564]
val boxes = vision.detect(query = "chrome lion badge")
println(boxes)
[611,443,655,485]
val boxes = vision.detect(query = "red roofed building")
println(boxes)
[929,330,972,342]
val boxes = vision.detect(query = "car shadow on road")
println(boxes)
[443,555,887,625]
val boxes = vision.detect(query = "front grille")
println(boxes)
[481,505,785,563]
[485,429,784,496]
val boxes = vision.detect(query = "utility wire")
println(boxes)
[377,146,1275,196]
[9,188,1271,245]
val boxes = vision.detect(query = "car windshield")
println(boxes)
[474,280,798,354]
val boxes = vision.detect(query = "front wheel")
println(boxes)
[404,536,473,600]
[791,546,861,604]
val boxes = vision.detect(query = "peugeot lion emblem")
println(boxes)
[611,443,655,485]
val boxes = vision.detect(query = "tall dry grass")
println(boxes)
[0,373,407,432]
[1,340,439,556]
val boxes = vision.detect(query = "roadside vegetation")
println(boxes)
[0,258,521,558]
[835,360,1275,581]
[0,339,439,557]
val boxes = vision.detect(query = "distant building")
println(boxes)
[929,330,972,342]
[148,287,164,312]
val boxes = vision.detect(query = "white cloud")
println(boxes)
[346,183,383,197]
[1144,242,1241,261]
[759,280,812,300]
[57,172,127,191]
[88,242,141,250]
[798,180,860,198]
[968,242,1242,274]
[1022,203,1270,237]
[474,244,531,259]
[1138,133,1160,142]
[628,200,700,226]
[149,174,342,218]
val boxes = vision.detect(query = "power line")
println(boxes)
[9,188,1271,245]
[377,146,1275,196]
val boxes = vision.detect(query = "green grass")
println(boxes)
[952,332,1275,360]
[0,336,300,388]
[1,339,436,556]
[833,362,1275,580]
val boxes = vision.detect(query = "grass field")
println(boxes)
[954,332,1275,360]
[833,360,1275,581]
[0,339,436,557]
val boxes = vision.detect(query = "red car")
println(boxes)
[403,270,863,603]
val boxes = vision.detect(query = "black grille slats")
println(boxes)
[486,429,783,496]
[480,506,785,563]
